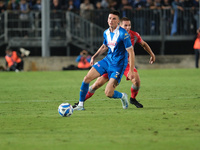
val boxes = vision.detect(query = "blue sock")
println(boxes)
[111,91,123,99]
[79,81,89,102]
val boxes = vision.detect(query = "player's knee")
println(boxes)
[135,80,140,87]
[83,75,91,83]
[132,79,140,87]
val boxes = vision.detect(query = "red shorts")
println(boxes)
[102,63,137,80]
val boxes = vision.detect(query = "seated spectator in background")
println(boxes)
[7,0,19,11]
[76,50,91,69]
[0,0,6,13]
[80,0,94,20]
[5,48,23,72]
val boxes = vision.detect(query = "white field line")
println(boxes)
[0,96,199,104]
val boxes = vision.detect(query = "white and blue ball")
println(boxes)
[58,103,73,117]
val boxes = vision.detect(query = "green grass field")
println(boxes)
[0,69,200,150]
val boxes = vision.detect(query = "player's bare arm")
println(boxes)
[126,46,135,80]
[90,44,108,66]
[140,40,156,64]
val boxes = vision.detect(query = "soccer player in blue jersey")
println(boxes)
[74,10,135,110]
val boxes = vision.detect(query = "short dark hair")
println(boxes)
[109,10,120,18]
[120,17,130,22]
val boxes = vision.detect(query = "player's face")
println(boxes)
[120,21,131,33]
[108,14,120,29]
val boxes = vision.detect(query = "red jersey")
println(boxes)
[129,30,142,47]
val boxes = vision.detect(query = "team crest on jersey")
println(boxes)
[94,62,100,67]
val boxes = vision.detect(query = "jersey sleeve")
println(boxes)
[123,31,132,50]
[103,31,107,46]
[135,32,142,44]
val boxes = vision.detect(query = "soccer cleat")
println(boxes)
[130,97,143,108]
[73,105,85,111]
[121,93,129,109]
[72,102,79,108]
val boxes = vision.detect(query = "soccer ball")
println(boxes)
[58,103,73,117]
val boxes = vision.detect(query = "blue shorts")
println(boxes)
[93,59,127,84]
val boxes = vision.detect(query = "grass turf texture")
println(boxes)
[0,69,200,150]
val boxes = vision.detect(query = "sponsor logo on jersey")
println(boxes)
[108,41,117,46]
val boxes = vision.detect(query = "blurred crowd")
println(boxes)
[0,0,199,36]
[0,0,198,13]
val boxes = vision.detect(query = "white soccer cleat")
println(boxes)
[73,105,85,111]
[121,93,129,109]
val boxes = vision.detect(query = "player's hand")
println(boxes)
[149,54,155,64]
[128,70,134,80]
[90,57,95,66]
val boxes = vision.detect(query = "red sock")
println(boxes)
[85,91,94,101]
[131,87,139,99]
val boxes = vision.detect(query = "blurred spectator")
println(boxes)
[133,0,145,9]
[66,0,75,12]
[76,50,91,69]
[193,0,199,30]
[171,0,184,35]
[94,1,107,28]
[73,0,81,10]
[182,0,195,34]
[0,0,6,13]
[0,0,6,34]
[5,47,30,71]
[101,0,109,9]
[119,0,133,17]
[7,0,19,11]
[151,0,162,35]
[96,1,102,9]
[133,0,145,35]
[80,0,94,20]
[161,0,171,9]
[161,0,172,35]
[19,0,30,20]
[193,0,200,29]
[108,0,120,10]
[32,0,41,11]
[193,27,200,68]
[152,0,162,9]
[51,0,62,37]
[144,0,154,9]
[19,0,34,37]
[143,0,155,35]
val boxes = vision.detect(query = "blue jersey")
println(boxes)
[103,26,132,66]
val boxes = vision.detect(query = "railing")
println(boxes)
[0,8,198,55]
[66,11,104,53]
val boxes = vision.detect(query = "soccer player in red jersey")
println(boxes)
[73,17,155,108]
